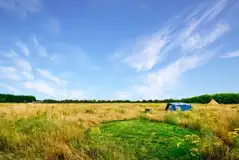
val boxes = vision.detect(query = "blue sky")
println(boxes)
[0,0,239,100]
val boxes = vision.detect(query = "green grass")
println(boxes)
[89,120,202,160]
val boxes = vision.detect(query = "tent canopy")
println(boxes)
[165,102,192,111]
[208,99,219,105]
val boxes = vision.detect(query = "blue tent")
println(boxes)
[165,102,192,111]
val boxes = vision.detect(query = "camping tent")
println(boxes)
[165,103,192,111]
[208,99,219,105]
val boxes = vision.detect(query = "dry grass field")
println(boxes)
[0,103,239,160]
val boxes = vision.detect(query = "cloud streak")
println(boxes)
[32,36,48,57]
[16,41,30,57]
[0,83,21,94]
[0,0,42,18]
[123,31,169,72]
[24,80,85,100]
[134,56,203,99]
[113,0,232,73]
[0,66,20,81]
[114,0,233,99]
[36,69,67,86]
[221,50,239,58]
[14,58,34,80]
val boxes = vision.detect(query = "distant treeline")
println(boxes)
[181,93,239,104]
[0,94,36,103]
[0,93,238,104]
[42,93,239,104]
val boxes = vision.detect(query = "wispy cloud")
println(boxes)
[24,80,85,99]
[1,35,91,99]
[25,68,84,99]
[110,28,171,72]
[15,59,32,72]
[31,36,65,61]
[14,58,34,80]
[4,50,18,58]
[32,36,48,57]
[3,44,34,80]
[16,41,30,57]
[0,0,42,18]
[24,80,56,97]
[42,17,61,34]
[21,71,34,80]
[221,50,239,58]
[181,23,229,53]
[36,69,67,86]
[114,0,232,99]
[113,0,231,73]
[48,42,90,66]
[0,83,21,94]
[123,30,169,72]
[0,66,20,81]
[134,56,203,99]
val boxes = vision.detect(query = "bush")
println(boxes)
[85,108,96,114]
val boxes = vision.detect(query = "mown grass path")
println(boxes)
[89,120,202,160]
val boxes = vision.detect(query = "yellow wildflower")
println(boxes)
[190,148,199,152]
[214,141,222,147]
[177,142,182,148]
[228,131,238,139]
[192,140,199,144]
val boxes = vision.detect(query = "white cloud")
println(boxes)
[3,48,34,80]
[221,51,239,58]
[113,0,230,73]
[24,80,56,97]
[113,29,170,72]
[24,80,85,99]
[16,41,30,56]
[42,17,61,34]
[21,71,34,80]
[1,36,90,99]
[0,66,20,81]
[124,35,167,72]
[0,83,21,94]
[31,36,68,62]
[134,56,203,99]
[4,50,18,58]
[0,0,42,18]
[36,68,67,86]
[14,58,34,79]
[115,0,231,99]
[181,23,229,52]
[15,59,32,72]
[181,0,228,39]
[32,36,48,57]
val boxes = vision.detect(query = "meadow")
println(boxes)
[0,103,239,160]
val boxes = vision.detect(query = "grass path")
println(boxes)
[89,120,202,160]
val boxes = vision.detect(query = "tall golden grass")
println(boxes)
[0,103,238,160]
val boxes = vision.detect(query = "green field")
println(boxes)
[89,120,201,160]
[0,103,239,160]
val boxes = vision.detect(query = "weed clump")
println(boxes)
[85,108,96,114]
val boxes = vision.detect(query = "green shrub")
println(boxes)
[85,108,96,114]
